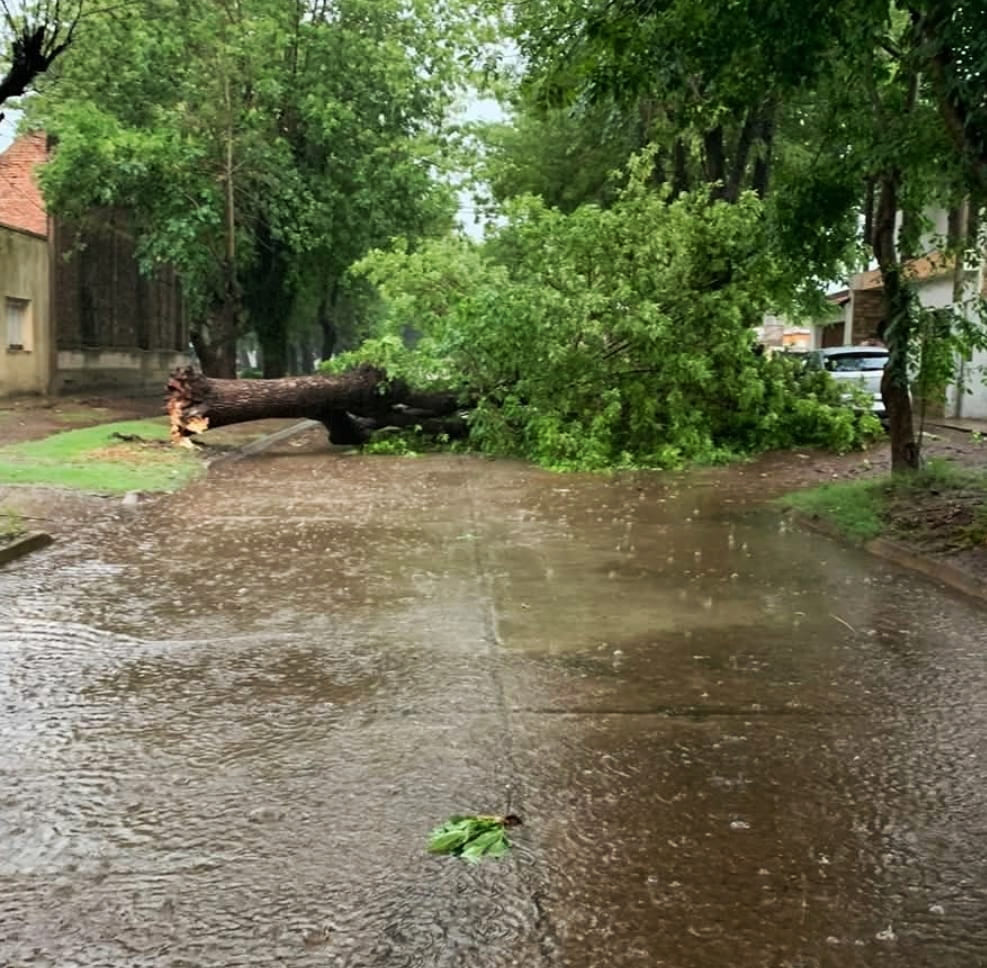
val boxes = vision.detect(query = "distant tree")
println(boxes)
[0,0,78,118]
[29,0,472,377]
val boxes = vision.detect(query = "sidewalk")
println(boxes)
[926,415,987,436]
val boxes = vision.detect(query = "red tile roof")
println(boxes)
[851,252,955,291]
[0,132,49,237]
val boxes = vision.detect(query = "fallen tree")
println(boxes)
[166,365,468,445]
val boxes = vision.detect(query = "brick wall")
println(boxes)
[850,289,885,343]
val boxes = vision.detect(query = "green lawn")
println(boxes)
[780,460,987,548]
[781,477,886,543]
[0,419,203,493]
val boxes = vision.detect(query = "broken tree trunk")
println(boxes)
[166,365,467,445]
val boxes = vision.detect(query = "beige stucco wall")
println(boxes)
[0,224,51,397]
[55,348,188,395]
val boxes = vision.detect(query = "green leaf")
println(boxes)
[427,814,519,863]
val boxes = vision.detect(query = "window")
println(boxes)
[5,298,30,351]
[826,352,887,373]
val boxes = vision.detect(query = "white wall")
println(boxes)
[0,110,18,151]
[918,275,956,311]
[914,273,987,419]
[918,206,951,257]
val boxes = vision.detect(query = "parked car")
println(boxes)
[806,345,889,419]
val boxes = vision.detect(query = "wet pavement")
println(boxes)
[2,429,987,967]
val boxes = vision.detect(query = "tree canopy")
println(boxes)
[29,0,475,375]
[475,0,987,470]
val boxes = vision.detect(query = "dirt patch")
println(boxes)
[0,509,25,546]
[885,486,987,554]
[778,430,987,593]
[733,426,987,497]
[0,395,164,445]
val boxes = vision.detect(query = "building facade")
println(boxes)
[0,133,188,398]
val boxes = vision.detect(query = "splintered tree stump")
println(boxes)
[166,365,467,445]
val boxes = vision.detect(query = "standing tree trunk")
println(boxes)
[191,296,239,379]
[671,138,690,198]
[873,168,918,472]
[318,286,338,361]
[725,107,758,203]
[194,71,244,381]
[750,100,777,199]
[703,125,727,197]
[297,332,315,374]
[258,327,287,378]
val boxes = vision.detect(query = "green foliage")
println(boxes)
[343,175,877,470]
[912,302,987,428]
[494,0,987,474]
[428,815,520,863]
[477,98,645,214]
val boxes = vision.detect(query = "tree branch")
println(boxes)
[0,14,77,116]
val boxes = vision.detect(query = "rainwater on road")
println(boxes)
[2,430,986,967]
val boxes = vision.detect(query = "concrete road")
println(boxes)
[2,429,986,967]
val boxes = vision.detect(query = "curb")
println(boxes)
[209,419,322,464]
[790,511,987,604]
[865,536,987,603]
[925,420,987,436]
[0,531,54,567]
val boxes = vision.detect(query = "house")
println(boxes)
[767,204,987,418]
[0,133,188,398]
[838,246,987,418]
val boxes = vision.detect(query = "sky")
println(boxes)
[454,94,505,239]
[0,109,19,150]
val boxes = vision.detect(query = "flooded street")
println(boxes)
[2,431,987,966]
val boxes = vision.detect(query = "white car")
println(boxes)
[807,345,888,418]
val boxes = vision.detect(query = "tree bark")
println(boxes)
[318,288,337,361]
[166,364,467,445]
[191,297,239,378]
[297,333,315,374]
[259,327,287,378]
[873,168,919,472]
[914,5,987,193]
[671,138,690,198]
[703,126,726,197]
[725,107,757,203]
[862,176,876,251]
[750,101,777,199]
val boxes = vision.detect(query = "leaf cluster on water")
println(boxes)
[427,814,521,863]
